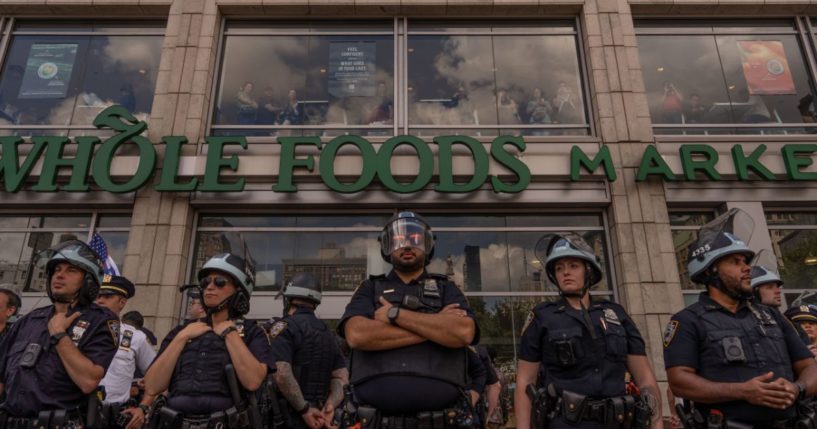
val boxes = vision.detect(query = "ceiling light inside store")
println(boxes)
[728,85,736,90]
[320,68,326,74]
[408,48,414,53]
[805,256,817,265]
[657,67,664,72]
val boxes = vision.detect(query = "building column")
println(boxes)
[123,0,221,340]
[581,0,683,385]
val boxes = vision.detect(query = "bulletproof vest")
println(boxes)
[689,302,794,383]
[291,312,337,404]
[350,275,467,387]
[170,326,232,397]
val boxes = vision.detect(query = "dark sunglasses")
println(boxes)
[199,276,231,289]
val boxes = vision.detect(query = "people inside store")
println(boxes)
[527,88,553,124]
[95,275,156,429]
[257,85,278,126]
[144,253,272,428]
[236,81,259,125]
[515,233,662,429]
[659,81,683,124]
[367,81,394,125]
[683,93,709,124]
[0,240,119,425]
[552,81,581,124]
[664,208,817,427]
[337,211,479,428]
[278,89,308,126]
[496,89,520,125]
[785,305,817,357]
[267,272,348,429]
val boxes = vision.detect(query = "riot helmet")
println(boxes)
[197,253,255,318]
[751,266,784,289]
[687,208,755,299]
[39,240,105,306]
[534,233,603,297]
[379,211,435,264]
[278,272,322,315]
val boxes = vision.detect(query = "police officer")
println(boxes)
[751,265,784,308]
[0,240,119,424]
[144,253,272,427]
[95,275,156,429]
[267,272,348,429]
[185,289,206,321]
[785,305,817,356]
[469,345,499,429]
[664,209,817,426]
[516,233,662,429]
[338,211,479,427]
[0,286,21,344]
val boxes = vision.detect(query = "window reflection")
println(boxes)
[637,22,817,135]
[214,28,394,136]
[769,229,817,290]
[0,24,163,133]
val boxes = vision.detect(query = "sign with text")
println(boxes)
[738,40,796,96]
[19,43,78,99]
[328,42,376,98]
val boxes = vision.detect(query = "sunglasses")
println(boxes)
[199,276,231,289]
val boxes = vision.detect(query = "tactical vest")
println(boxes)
[171,320,248,397]
[350,275,467,387]
[291,313,337,405]
[689,302,794,383]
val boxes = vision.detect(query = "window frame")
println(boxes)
[765,208,817,307]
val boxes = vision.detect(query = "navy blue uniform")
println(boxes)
[0,304,119,417]
[338,271,480,414]
[156,319,273,414]
[664,292,812,425]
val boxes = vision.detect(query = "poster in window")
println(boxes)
[737,40,796,95]
[18,43,79,99]
[328,42,376,98]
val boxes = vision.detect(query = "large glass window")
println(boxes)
[211,19,590,137]
[0,213,131,293]
[766,211,817,306]
[637,20,817,135]
[0,21,164,137]
[670,210,717,306]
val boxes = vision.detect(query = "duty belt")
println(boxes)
[350,406,472,429]
[0,409,83,429]
[154,406,251,429]
[556,390,650,429]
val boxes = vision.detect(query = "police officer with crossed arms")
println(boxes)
[95,275,156,429]
[144,253,272,428]
[664,209,817,427]
[267,272,348,429]
[338,211,479,428]
[515,233,662,429]
[0,240,119,426]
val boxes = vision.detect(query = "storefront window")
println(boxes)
[0,214,131,293]
[670,211,717,306]
[407,21,588,136]
[212,21,395,137]
[637,20,817,135]
[766,211,817,306]
[0,21,164,137]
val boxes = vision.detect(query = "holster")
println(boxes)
[794,400,817,429]
[606,396,627,429]
[155,406,182,429]
[357,406,378,429]
[561,390,587,423]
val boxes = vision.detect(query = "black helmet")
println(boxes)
[41,240,105,306]
[378,211,435,264]
[197,253,255,317]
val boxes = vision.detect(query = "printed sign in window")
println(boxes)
[738,40,796,95]
[328,42,376,98]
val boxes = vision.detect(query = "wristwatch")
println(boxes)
[387,306,401,326]
[138,404,150,416]
[50,331,69,346]
[796,381,807,400]
[220,326,238,339]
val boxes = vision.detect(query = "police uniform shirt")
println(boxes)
[156,318,273,414]
[477,345,500,388]
[664,292,812,424]
[467,347,488,394]
[268,308,346,404]
[0,304,119,417]
[100,322,156,404]
[338,270,480,413]
[518,298,646,398]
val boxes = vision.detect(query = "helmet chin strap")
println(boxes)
[202,287,235,322]
[558,265,597,340]
[708,272,747,301]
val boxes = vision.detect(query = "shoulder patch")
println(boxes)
[521,311,535,335]
[107,320,120,348]
[268,320,288,339]
[71,320,91,345]
[121,329,134,349]
[663,320,679,348]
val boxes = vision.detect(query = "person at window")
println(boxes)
[684,94,708,124]
[527,88,553,125]
[144,253,272,427]
[278,89,308,126]
[236,81,259,125]
[257,85,278,126]
[0,240,119,424]
[118,84,136,113]
[95,275,156,429]
[740,90,772,123]
[0,286,21,345]
[337,211,479,427]
[267,272,348,429]
[553,81,581,124]
[443,85,477,126]
[367,81,393,125]
[798,94,816,125]
[515,233,663,429]
[496,89,520,125]
[664,209,817,427]
[659,81,683,124]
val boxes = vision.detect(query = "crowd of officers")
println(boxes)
[0,210,815,429]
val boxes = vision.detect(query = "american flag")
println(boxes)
[89,233,120,276]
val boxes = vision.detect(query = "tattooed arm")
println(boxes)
[274,361,307,411]
[326,368,349,410]
[627,354,664,429]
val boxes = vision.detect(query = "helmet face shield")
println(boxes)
[535,232,603,289]
[688,208,757,284]
[381,218,434,257]
[38,240,104,286]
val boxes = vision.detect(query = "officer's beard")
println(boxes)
[719,274,751,300]
[392,251,426,273]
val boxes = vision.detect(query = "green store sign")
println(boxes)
[0,106,816,194]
